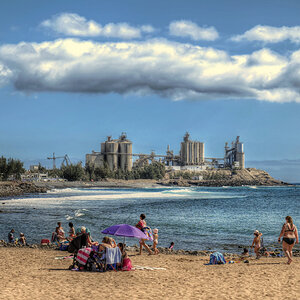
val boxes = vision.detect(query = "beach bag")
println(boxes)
[209,252,226,265]
[41,239,50,245]
[59,242,69,251]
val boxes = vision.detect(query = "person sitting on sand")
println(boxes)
[169,242,175,251]
[98,236,114,252]
[152,228,159,255]
[278,216,299,265]
[8,229,15,243]
[136,213,153,255]
[251,230,262,259]
[19,233,27,245]
[68,222,75,239]
[241,248,249,257]
[117,243,132,271]
[51,222,66,243]
[108,237,117,248]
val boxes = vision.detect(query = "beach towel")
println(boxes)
[133,265,167,270]
[76,247,92,265]
[209,252,226,265]
[105,247,122,265]
[142,226,153,241]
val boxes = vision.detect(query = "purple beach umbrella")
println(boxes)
[101,224,148,241]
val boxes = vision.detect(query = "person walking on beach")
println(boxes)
[278,216,299,264]
[251,230,262,259]
[136,214,153,255]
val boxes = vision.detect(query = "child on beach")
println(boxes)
[19,233,27,245]
[117,243,132,271]
[251,230,262,258]
[169,242,175,251]
[152,228,159,255]
[241,248,249,257]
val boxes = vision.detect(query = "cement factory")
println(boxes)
[86,133,245,172]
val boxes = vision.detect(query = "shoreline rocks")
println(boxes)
[0,181,47,198]
[1,241,299,257]
[0,168,293,199]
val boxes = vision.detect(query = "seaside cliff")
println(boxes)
[0,168,290,198]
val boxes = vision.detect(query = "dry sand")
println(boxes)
[0,248,299,300]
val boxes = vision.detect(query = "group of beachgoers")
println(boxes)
[247,216,299,264]
[5,215,299,265]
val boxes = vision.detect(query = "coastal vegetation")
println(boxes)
[0,156,25,180]
[86,161,166,181]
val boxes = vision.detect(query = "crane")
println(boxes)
[47,153,71,169]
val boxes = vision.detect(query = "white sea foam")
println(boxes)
[5,187,242,208]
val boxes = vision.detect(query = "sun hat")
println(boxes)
[153,228,158,234]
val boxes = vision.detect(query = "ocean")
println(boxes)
[1,185,299,252]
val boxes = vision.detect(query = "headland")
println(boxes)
[0,168,291,198]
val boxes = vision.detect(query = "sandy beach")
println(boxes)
[0,247,299,300]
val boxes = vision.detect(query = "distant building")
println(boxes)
[224,136,245,169]
[86,133,132,171]
[30,165,39,172]
[180,132,205,166]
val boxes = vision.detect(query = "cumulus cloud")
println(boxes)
[232,25,300,43]
[1,38,300,102]
[41,13,154,39]
[169,20,219,41]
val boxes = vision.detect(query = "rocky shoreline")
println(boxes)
[1,241,299,258]
[0,181,47,198]
[0,168,292,198]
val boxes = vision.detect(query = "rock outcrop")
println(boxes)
[159,168,289,187]
[0,181,47,198]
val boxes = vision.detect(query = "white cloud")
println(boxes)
[169,20,219,41]
[232,25,300,43]
[1,38,300,103]
[41,13,155,39]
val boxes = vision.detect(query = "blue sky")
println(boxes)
[1,0,300,182]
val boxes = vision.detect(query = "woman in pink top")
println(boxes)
[136,213,153,255]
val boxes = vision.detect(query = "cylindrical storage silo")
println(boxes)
[106,141,118,171]
[119,141,133,171]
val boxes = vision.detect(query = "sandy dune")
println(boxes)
[0,248,299,300]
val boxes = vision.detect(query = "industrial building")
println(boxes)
[86,133,132,171]
[224,136,245,169]
[180,132,205,166]
[86,133,245,171]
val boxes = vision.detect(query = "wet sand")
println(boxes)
[0,247,299,300]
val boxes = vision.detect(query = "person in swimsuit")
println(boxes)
[56,222,66,242]
[136,213,153,255]
[278,216,299,264]
[68,222,75,239]
[152,228,159,255]
[251,230,262,259]
[19,233,27,245]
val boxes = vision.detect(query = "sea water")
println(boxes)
[0,185,299,252]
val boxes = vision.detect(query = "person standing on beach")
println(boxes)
[278,216,299,264]
[152,228,159,255]
[136,214,153,255]
[251,230,262,259]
